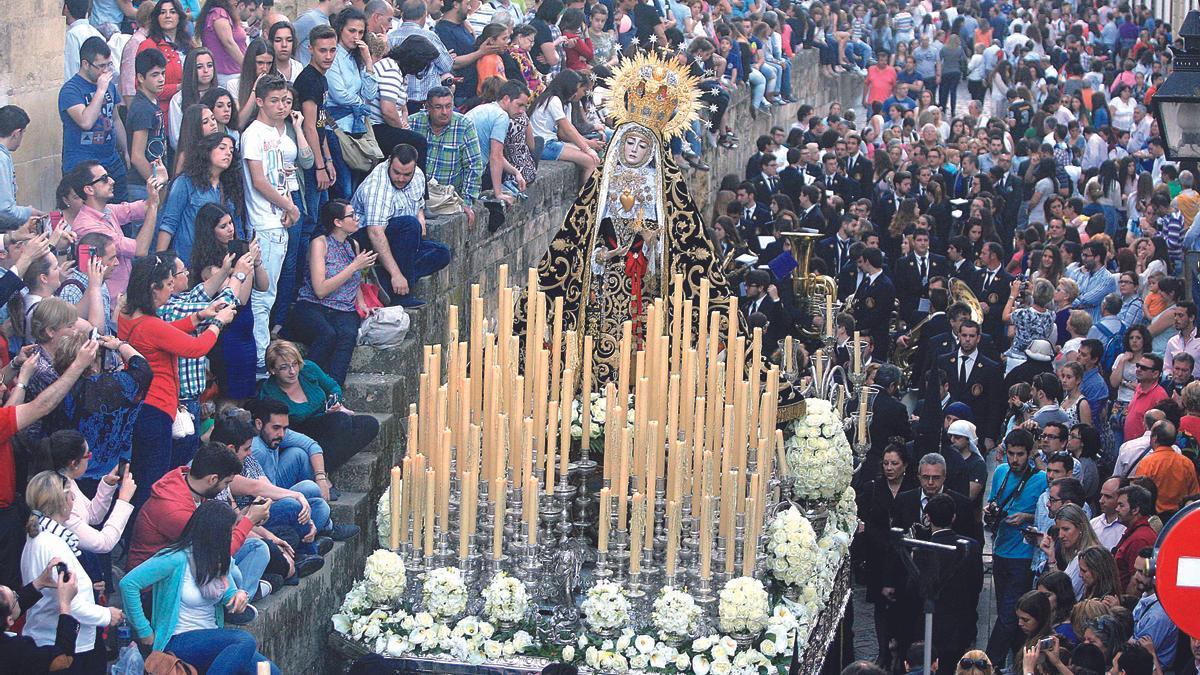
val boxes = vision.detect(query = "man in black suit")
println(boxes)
[778,147,805,208]
[897,283,950,386]
[946,236,980,289]
[740,269,786,345]
[934,319,1004,449]
[817,214,860,279]
[819,152,859,205]
[920,494,984,675]
[871,170,910,232]
[796,185,826,233]
[753,154,782,206]
[836,241,868,300]
[744,134,775,181]
[890,453,973,538]
[974,241,1013,349]
[894,227,951,324]
[844,134,873,190]
[736,181,773,247]
[851,246,896,361]
[801,142,824,184]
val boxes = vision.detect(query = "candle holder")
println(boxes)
[692,575,718,633]
[553,481,578,546]
[610,529,630,583]
[570,445,599,534]
[435,531,455,569]
[593,549,613,581]
[652,477,667,564]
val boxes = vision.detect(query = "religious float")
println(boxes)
[329,50,880,674]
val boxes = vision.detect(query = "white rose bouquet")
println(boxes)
[481,571,530,625]
[766,506,819,588]
[362,549,407,605]
[718,576,770,634]
[423,567,468,620]
[651,588,701,639]
[833,485,859,534]
[784,399,853,502]
[581,581,631,634]
[376,485,395,549]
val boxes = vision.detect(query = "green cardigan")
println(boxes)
[119,548,238,651]
[257,360,341,424]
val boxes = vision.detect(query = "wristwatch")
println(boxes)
[234,272,248,282]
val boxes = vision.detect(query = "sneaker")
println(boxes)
[296,554,325,578]
[255,577,278,601]
[225,604,259,625]
[394,296,427,309]
[321,523,360,542]
[315,535,334,556]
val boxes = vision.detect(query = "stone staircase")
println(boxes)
[239,52,864,674]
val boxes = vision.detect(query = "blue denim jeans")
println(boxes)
[748,68,767,107]
[165,629,279,675]
[271,191,306,330]
[286,300,361,385]
[986,555,1033,667]
[232,537,270,596]
[251,228,289,370]
[274,444,317,488]
[366,216,452,302]
[265,480,331,556]
[130,405,174,511]
[845,41,874,69]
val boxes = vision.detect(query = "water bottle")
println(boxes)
[116,618,131,645]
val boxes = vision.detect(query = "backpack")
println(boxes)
[1095,319,1125,374]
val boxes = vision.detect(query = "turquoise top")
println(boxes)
[119,548,238,651]
[258,360,342,424]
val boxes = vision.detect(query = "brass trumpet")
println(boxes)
[780,231,839,339]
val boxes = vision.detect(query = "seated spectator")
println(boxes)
[288,200,375,385]
[0,558,81,672]
[35,430,136,576]
[0,339,98,590]
[20,471,123,672]
[51,329,152,485]
[259,340,380,488]
[466,79,531,207]
[157,133,246,266]
[126,441,273,614]
[408,86,483,223]
[351,143,451,308]
[368,35,439,171]
[528,70,600,181]
[120,501,280,673]
[118,254,237,508]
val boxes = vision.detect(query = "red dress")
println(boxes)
[138,37,185,118]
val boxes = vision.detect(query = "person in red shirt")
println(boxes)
[118,254,236,509]
[0,341,99,590]
[862,51,898,107]
[560,8,594,72]
[1124,354,1168,441]
[1113,483,1159,594]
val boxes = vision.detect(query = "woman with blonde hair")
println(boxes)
[1040,504,1102,599]
[20,471,123,673]
[955,650,992,675]
[1078,546,1121,601]
[1069,598,1109,642]
[1056,309,1092,370]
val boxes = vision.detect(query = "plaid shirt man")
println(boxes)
[157,283,239,400]
[407,109,483,202]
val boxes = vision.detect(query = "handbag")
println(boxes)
[426,179,465,216]
[333,124,384,172]
[144,651,199,675]
[171,405,195,439]
[358,306,411,349]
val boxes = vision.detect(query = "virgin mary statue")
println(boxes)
[522,52,733,384]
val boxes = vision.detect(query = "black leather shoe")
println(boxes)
[315,536,334,556]
[296,555,325,578]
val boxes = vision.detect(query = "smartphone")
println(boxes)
[89,328,100,342]
[55,561,70,581]
[78,245,95,270]
[36,215,51,235]
[251,497,269,506]
[324,393,341,411]
[1038,637,1056,651]
[116,459,128,482]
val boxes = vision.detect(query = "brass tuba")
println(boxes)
[780,231,839,339]
[891,277,984,370]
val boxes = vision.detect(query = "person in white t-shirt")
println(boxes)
[241,73,312,376]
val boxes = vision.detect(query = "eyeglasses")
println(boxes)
[275,361,301,372]
[1134,363,1158,371]
[959,658,990,670]
[918,474,943,481]
[1048,495,1065,503]
[1040,433,1064,441]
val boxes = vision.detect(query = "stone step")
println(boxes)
[329,450,387,494]
[342,372,407,414]
[327,488,375,536]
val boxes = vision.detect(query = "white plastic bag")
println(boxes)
[110,641,144,674]
[357,307,410,349]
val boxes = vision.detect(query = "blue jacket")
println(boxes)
[158,176,244,266]
[119,548,238,651]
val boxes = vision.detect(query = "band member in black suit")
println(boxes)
[740,269,787,346]
[796,185,826,233]
[844,134,873,189]
[817,214,860,280]
[893,227,951,324]
[851,247,896,361]
[753,155,782,205]
[897,283,950,386]
[871,170,910,234]
[744,134,775,181]
[920,494,984,675]
[923,302,1001,370]
[946,235,980,289]
[778,147,806,208]
[736,181,773,247]
[974,241,1013,349]
[819,152,859,204]
[836,241,868,301]
[934,319,1004,448]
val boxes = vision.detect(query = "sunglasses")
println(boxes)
[86,173,114,186]
[1134,363,1158,371]
[959,658,990,670]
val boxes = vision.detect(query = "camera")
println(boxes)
[983,500,1006,532]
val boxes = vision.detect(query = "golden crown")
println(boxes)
[608,51,702,140]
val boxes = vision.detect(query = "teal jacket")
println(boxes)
[119,548,238,651]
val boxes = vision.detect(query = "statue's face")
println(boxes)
[621,132,652,167]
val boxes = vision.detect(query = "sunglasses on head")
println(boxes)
[959,658,990,670]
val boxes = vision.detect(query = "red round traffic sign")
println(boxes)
[1155,502,1200,637]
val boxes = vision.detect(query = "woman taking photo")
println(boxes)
[529,69,600,182]
[1003,278,1055,373]
[119,254,237,507]
[199,0,248,87]
[159,133,246,266]
[1039,504,1102,599]
[1036,571,1078,644]
[120,500,280,674]
[138,0,192,118]
[170,48,218,149]
[287,201,376,386]
[1014,590,1054,665]
[259,339,380,498]
[21,471,123,674]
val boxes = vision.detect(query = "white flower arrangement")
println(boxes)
[718,576,770,635]
[422,567,468,620]
[585,645,631,673]
[570,392,636,442]
[581,581,632,633]
[833,485,859,534]
[651,588,702,639]
[376,485,395,549]
[481,571,530,625]
[362,549,407,605]
[766,506,819,588]
[784,399,853,502]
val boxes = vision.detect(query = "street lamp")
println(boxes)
[1155,10,1200,161]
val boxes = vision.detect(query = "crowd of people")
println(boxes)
[0,0,1197,671]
